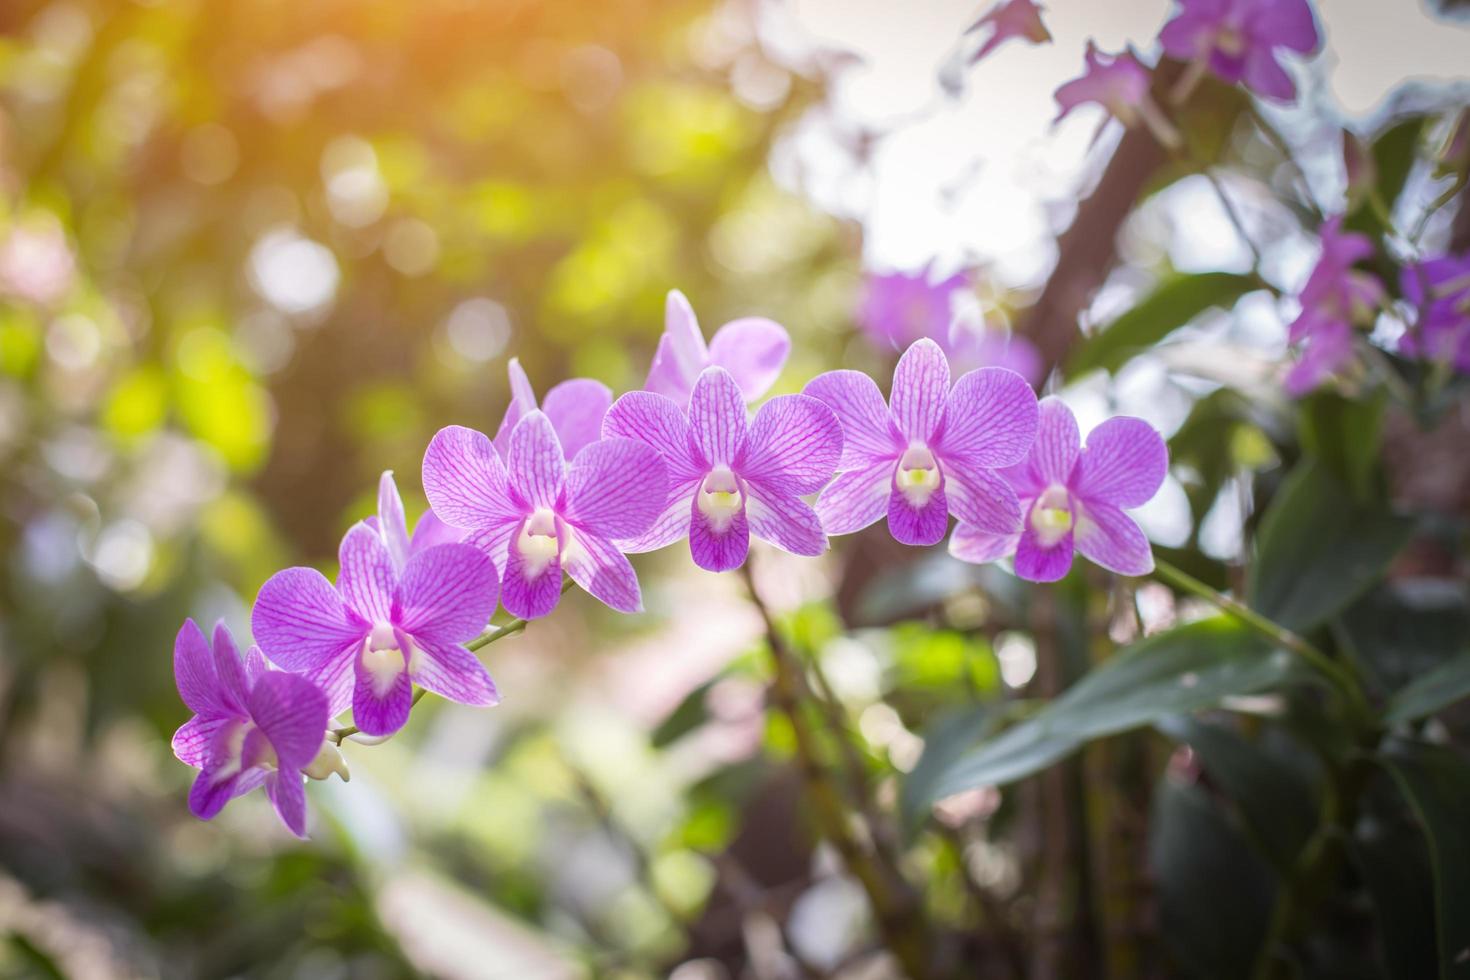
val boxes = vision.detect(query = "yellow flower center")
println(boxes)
[897,443,941,507]
[1029,485,1074,547]
[697,466,744,531]
[361,622,417,698]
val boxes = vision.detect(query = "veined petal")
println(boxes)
[189,767,244,821]
[745,481,827,557]
[413,639,500,706]
[1074,502,1154,576]
[338,523,397,625]
[409,508,464,555]
[944,458,1023,536]
[377,471,411,572]
[891,339,951,442]
[251,567,365,674]
[707,316,790,402]
[542,378,613,459]
[249,671,329,770]
[948,525,1020,565]
[492,357,539,461]
[243,646,269,684]
[688,367,748,467]
[935,367,1039,469]
[815,460,892,535]
[346,652,411,734]
[689,490,750,572]
[210,621,251,716]
[394,542,498,644]
[172,715,228,768]
[1014,525,1075,582]
[266,771,309,839]
[1020,397,1081,490]
[738,395,843,496]
[465,520,521,578]
[803,370,903,467]
[563,528,643,613]
[1072,416,1168,508]
[887,482,949,546]
[174,618,227,718]
[423,425,518,529]
[565,438,669,540]
[501,517,564,620]
[644,289,710,403]
[508,411,567,508]
[603,391,703,480]
[616,475,700,553]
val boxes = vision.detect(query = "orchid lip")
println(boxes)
[1029,484,1074,547]
[516,507,561,577]
[896,443,942,507]
[697,465,744,531]
[361,624,418,698]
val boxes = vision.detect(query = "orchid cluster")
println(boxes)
[172,289,1168,838]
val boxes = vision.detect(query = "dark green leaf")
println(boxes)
[1068,272,1259,377]
[1149,778,1276,979]
[651,680,713,748]
[899,706,998,834]
[1297,389,1387,502]
[913,619,1301,803]
[1155,716,1320,871]
[1377,740,1470,977]
[1386,654,1470,724]
[1248,462,1414,632]
[1345,116,1428,240]
[1353,782,1440,980]
[1338,582,1470,700]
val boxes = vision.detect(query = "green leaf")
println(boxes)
[899,706,997,834]
[651,681,713,748]
[1155,716,1320,872]
[1377,740,1470,977]
[1068,272,1259,377]
[1345,115,1427,241]
[1149,778,1276,980]
[1248,462,1414,632]
[910,619,1300,805]
[1297,389,1387,502]
[1338,582,1470,699]
[1386,655,1470,724]
[1353,787,1440,980]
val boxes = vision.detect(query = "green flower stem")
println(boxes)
[1149,558,1369,718]
[328,577,573,744]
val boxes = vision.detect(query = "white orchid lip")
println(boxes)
[896,443,942,507]
[361,622,417,698]
[698,465,744,531]
[1029,484,1075,547]
[516,507,561,577]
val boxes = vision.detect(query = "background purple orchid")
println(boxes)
[966,0,1050,65]
[492,357,612,461]
[173,619,329,839]
[805,338,1038,548]
[644,289,791,407]
[1160,0,1319,102]
[1286,217,1385,395]
[423,411,668,618]
[950,397,1168,581]
[1401,252,1470,374]
[603,366,842,572]
[251,472,501,736]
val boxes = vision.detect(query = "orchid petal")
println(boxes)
[707,316,790,401]
[395,542,498,644]
[423,425,519,529]
[508,411,567,508]
[1073,416,1168,508]
[802,369,902,467]
[1074,502,1154,576]
[565,438,669,540]
[815,459,892,535]
[251,567,365,674]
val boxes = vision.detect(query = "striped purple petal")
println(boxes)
[689,490,750,572]
[688,367,748,467]
[887,481,949,546]
[948,524,1019,565]
[174,618,228,718]
[745,481,827,557]
[507,411,566,509]
[644,289,710,404]
[423,424,518,530]
[1072,416,1168,508]
[707,315,790,402]
[413,638,500,706]
[814,459,893,535]
[248,670,328,771]
[265,771,309,839]
[339,523,396,625]
[394,542,498,644]
[1074,502,1154,576]
[542,377,613,460]
[890,339,950,442]
[377,471,412,572]
[944,459,1023,536]
[934,367,1038,470]
[803,369,903,467]
[563,527,644,612]
[564,438,669,540]
[1014,523,1075,582]
[738,395,843,496]
[251,566,366,674]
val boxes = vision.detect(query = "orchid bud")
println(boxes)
[304,740,350,782]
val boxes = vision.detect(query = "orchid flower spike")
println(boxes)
[1284,216,1385,396]
[492,357,612,461]
[1054,43,1179,150]
[424,411,669,619]
[1159,0,1319,104]
[950,397,1168,581]
[173,620,330,838]
[252,472,501,737]
[1400,252,1470,375]
[645,289,791,408]
[604,366,842,572]
[805,338,1038,548]
[967,0,1051,65]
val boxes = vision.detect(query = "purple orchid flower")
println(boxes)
[859,267,1042,384]
[804,338,1038,548]
[950,397,1168,581]
[1285,217,1384,396]
[1400,252,1470,374]
[1159,0,1319,103]
[493,356,612,461]
[967,0,1051,65]
[251,472,501,737]
[423,411,668,618]
[603,366,842,572]
[645,289,791,407]
[172,619,329,838]
[1054,43,1152,125]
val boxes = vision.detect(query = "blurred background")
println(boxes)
[0,0,1467,977]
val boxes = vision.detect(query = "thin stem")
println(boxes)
[1408,172,1467,244]
[1248,103,1324,218]
[328,578,574,743]
[1204,168,1265,272]
[1150,558,1368,717]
